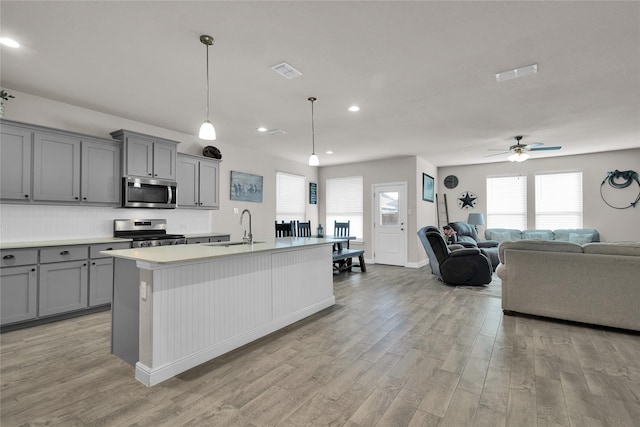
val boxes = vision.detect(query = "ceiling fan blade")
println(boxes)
[530,146,562,151]
[527,142,544,149]
[483,151,510,157]
[486,148,509,151]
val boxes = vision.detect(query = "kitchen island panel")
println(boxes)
[131,243,334,386]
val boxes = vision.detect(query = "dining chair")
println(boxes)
[275,221,295,237]
[296,220,312,237]
[333,220,351,248]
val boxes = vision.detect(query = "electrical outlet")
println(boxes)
[233,208,239,214]
[140,281,147,300]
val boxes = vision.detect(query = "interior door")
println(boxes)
[373,183,407,266]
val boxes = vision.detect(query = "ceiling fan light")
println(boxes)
[508,152,529,162]
[199,120,216,140]
[308,153,319,166]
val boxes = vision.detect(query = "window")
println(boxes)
[535,172,583,229]
[326,176,363,239]
[486,176,527,229]
[276,172,306,222]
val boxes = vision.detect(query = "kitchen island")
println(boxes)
[102,237,336,386]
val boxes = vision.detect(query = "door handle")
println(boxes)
[3,255,15,260]
[167,186,173,204]
[60,250,70,255]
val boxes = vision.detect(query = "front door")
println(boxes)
[373,182,407,266]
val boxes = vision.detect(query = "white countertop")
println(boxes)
[101,237,340,264]
[1,237,133,250]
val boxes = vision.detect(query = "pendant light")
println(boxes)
[308,97,319,166]
[198,35,216,140]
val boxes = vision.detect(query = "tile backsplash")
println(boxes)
[0,204,213,243]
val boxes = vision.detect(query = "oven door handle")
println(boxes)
[167,186,173,205]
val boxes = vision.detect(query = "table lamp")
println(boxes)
[467,213,485,232]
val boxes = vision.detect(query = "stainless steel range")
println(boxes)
[114,219,186,248]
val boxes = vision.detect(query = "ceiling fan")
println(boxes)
[485,135,562,162]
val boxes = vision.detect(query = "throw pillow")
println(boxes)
[569,233,594,244]
[522,231,551,240]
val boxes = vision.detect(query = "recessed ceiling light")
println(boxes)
[0,37,20,48]
[326,150,333,154]
[257,127,267,132]
[495,64,538,82]
[348,105,360,112]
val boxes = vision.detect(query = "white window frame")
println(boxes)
[486,175,527,230]
[326,176,363,239]
[276,171,306,222]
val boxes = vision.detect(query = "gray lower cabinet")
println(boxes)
[89,258,114,306]
[177,154,220,209]
[0,265,38,325]
[1,241,130,327]
[186,235,230,244]
[39,259,88,317]
[1,248,39,325]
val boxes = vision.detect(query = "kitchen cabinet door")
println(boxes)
[177,156,199,207]
[153,141,177,181]
[33,131,81,202]
[0,124,32,201]
[198,160,219,209]
[81,139,121,205]
[1,265,37,325]
[125,136,154,178]
[39,260,88,317]
[89,257,113,306]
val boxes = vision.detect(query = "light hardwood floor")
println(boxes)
[2,264,639,426]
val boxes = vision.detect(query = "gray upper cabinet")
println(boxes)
[0,124,32,201]
[177,153,219,209]
[33,131,82,202]
[0,119,122,207]
[111,129,179,181]
[81,138,121,204]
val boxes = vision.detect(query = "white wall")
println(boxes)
[0,90,319,243]
[437,149,640,242]
[318,155,438,265]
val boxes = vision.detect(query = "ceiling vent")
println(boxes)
[496,64,538,82]
[271,62,303,79]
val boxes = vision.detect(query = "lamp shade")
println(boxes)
[199,120,216,140]
[508,151,529,162]
[308,153,319,166]
[467,212,485,226]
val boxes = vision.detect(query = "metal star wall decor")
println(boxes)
[457,191,477,209]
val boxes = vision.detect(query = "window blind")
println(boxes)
[535,172,583,229]
[326,176,363,238]
[486,175,527,229]
[276,172,306,222]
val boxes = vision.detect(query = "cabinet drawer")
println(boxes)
[40,246,88,264]
[186,237,209,244]
[90,242,131,258]
[1,249,38,267]
[210,235,230,243]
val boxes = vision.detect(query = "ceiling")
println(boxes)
[1,1,639,167]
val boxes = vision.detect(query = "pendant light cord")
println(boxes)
[311,99,315,155]
[205,43,210,119]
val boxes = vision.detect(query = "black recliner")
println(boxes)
[418,226,493,286]
[447,221,500,270]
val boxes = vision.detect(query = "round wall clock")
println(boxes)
[444,175,459,189]
[457,191,477,209]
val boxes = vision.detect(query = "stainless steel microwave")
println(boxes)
[122,177,177,209]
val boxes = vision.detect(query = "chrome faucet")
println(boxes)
[240,209,253,244]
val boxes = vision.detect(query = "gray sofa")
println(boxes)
[485,228,600,244]
[496,240,640,331]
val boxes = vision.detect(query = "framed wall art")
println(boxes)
[422,173,434,202]
[230,171,263,202]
